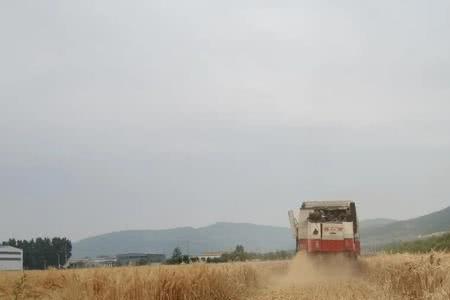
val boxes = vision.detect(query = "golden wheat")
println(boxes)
[0,253,448,300]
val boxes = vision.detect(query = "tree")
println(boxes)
[182,255,190,264]
[2,237,72,269]
[52,237,72,266]
[172,247,182,260]
[166,247,183,264]
[233,245,246,261]
[235,245,244,254]
[2,239,17,248]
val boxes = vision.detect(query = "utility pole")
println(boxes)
[64,241,67,266]
[56,253,61,268]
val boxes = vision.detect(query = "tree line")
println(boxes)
[166,245,294,264]
[2,237,72,269]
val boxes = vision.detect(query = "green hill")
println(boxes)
[361,206,450,247]
[385,232,450,253]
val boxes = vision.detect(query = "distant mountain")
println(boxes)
[359,218,397,231]
[73,222,293,258]
[73,206,450,258]
[361,206,450,247]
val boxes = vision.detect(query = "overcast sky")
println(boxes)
[1,0,449,241]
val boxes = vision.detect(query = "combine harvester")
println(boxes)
[288,201,360,258]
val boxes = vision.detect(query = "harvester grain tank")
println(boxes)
[288,201,360,256]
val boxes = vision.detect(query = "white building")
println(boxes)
[197,252,223,262]
[0,246,23,271]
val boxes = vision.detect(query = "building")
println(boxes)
[197,252,223,262]
[116,253,166,266]
[67,256,117,268]
[92,256,117,267]
[67,253,165,268]
[67,258,91,269]
[0,246,23,271]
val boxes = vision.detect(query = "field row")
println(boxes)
[0,253,449,300]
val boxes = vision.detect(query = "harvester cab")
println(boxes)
[288,201,360,256]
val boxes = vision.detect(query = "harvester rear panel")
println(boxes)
[289,201,360,255]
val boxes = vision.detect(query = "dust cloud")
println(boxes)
[249,253,450,299]
[275,252,361,287]
[247,252,369,300]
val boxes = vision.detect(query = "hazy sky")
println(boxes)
[1,0,449,241]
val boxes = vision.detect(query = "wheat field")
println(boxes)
[0,253,449,300]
